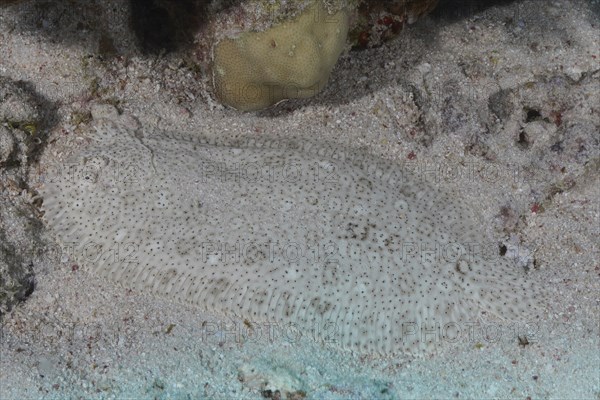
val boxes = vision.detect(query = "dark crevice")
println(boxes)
[129,0,212,54]
[524,108,542,123]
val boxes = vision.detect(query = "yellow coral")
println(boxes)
[213,1,349,111]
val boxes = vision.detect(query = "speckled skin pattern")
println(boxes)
[40,120,545,355]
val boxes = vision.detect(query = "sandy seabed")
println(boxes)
[0,0,598,399]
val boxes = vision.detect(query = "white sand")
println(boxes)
[1,0,598,398]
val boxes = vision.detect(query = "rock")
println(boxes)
[90,103,120,121]
[0,77,51,317]
[0,200,38,316]
[238,363,306,400]
[488,88,515,122]
[212,0,350,111]
[349,0,439,49]
[0,76,40,125]
[201,0,440,110]
[0,126,16,164]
